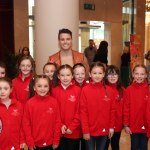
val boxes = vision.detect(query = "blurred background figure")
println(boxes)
[120,45,130,88]
[144,50,150,84]
[93,40,108,66]
[84,39,97,66]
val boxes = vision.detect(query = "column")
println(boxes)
[34,0,79,73]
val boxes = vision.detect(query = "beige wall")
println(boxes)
[13,0,29,54]
[79,0,122,67]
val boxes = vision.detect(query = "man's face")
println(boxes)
[59,33,72,51]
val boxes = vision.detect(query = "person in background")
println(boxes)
[48,28,89,78]
[123,64,149,150]
[144,50,150,85]
[0,77,25,150]
[53,64,82,150]
[0,61,6,78]
[84,39,97,66]
[21,47,30,56]
[93,41,108,66]
[23,75,61,150]
[120,46,130,88]
[80,62,115,150]
[11,56,35,105]
[104,65,124,150]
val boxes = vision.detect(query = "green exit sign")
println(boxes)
[84,3,95,10]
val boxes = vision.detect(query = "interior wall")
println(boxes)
[79,0,122,67]
[13,0,29,54]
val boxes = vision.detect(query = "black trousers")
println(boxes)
[81,137,86,150]
[131,133,148,150]
[34,145,53,150]
[105,132,121,150]
[57,137,80,150]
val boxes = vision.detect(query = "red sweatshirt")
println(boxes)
[146,93,150,138]
[80,82,116,136]
[52,82,82,139]
[0,98,24,150]
[108,83,124,132]
[123,81,149,133]
[74,80,89,89]
[12,73,33,104]
[23,95,61,148]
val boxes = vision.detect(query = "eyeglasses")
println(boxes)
[107,74,118,77]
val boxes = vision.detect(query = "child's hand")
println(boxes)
[61,125,67,134]
[108,128,114,139]
[20,143,26,149]
[83,134,90,140]
[0,119,2,133]
[124,126,132,134]
[66,128,72,134]
[52,144,59,149]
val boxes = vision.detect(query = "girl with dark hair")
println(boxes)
[0,61,6,78]
[11,56,35,104]
[104,65,124,150]
[53,64,82,150]
[80,62,115,150]
[23,75,61,150]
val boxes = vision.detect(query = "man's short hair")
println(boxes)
[89,39,94,42]
[58,28,72,39]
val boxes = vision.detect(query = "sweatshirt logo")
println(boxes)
[68,95,76,102]
[102,128,106,132]
[47,107,54,114]
[103,95,110,101]
[144,95,149,101]
[11,109,19,116]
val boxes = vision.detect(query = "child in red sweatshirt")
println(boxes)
[73,63,89,150]
[53,64,82,150]
[0,77,25,150]
[123,64,149,150]
[23,75,61,150]
[104,65,125,150]
[73,63,89,88]
[80,62,115,150]
[146,92,150,138]
[12,56,35,104]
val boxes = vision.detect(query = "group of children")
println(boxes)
[0,56,150,150]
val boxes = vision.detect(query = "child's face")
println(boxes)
[132,67,147,84]
[19,59,32,77]
[73,67,85,84]
[58,68,73,87]
[89,67,105,83]
[107,72,119,84]
[0,81,12,101]
[0,67,6,78]
[34,78,49,96]
[44,65,56,80]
